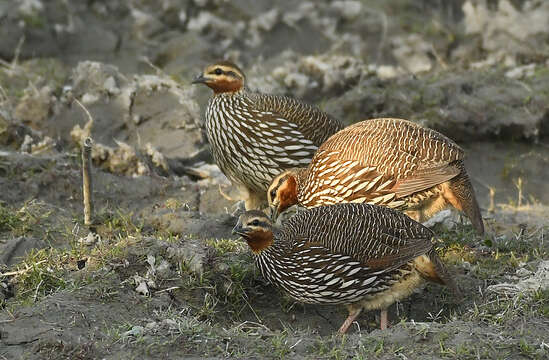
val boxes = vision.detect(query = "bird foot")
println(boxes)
[338,308,362,334]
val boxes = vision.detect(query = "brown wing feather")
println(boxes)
[318,118,464,180]
[360,230,433,271]
[284,203,434,272]
[393,164,461,198]
[251,93,344,146]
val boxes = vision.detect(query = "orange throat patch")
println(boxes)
[209,78,243,94]
[246,229,274,254]
[278,175,299,214]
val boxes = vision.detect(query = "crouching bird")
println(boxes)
[268,118,484,234]
[232,203,458,333]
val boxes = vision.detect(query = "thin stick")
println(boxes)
[12,36,25,67]
[155,286,180,293]
[33,279,43,303]
[73,98,94,134]
[488,187,495,213]
[82,137,94,225]
[515,177,523,208]
[0,260,47,277]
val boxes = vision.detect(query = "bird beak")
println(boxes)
[270,205,279,222]
[191,73,208,84]
[232,219,244,236]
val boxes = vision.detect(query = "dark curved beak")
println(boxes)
[270,205,279,222]
[192,73,208,84]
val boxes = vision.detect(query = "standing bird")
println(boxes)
[233,203,457,333]
[268,118,484,234]
[192,61,344,210]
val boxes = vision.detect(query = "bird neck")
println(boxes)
[245,229,274,254]
[210,82,245,95]
[294,168,307,192]
[277,174,300,213]
[293,168,309,201]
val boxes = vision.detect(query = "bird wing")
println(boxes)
[392,163,461,198]
[313,118,464,196]
[286,203,434,271]
[319,118,464,180]
[251,93,344,146]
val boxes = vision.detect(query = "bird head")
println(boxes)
[268,170,300,221]
[192,61,245,94]
[232,210,273,254]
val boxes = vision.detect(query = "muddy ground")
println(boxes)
[1,0,549,359]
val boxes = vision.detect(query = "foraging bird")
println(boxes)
[268,118,484,234]
[232,203,457,333]
[192,61,344,210]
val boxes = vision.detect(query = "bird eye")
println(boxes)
[214,68,223,75]
[250,219,260,226]
[270,190,276,199]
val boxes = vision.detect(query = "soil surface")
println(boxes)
[1,1,549,359]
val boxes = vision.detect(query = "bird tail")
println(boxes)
[448,164,484,235]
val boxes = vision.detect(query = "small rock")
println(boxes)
[145,143,169,172]
[190,163,231,186]
[504,64,536,79]
[162,318,178,328]
[516,267,533,278]
[80,93,100,105]
[155,260,172,279]
[18,0,44,17]
[71,61,127,98]
[14,85,52,128]
[331,1,362,21]
[462,0,549,58]
[147,254,156,268]
[29,136,56,155]
[422,209,456,230]
[168,239,207,275]
[20,135,34,153]
[375,65,403,80]
[487,260,549,296]
[250,9,279,32]
[145,321,159,331]
[78,232,100,246]
[122,325,145,338]
[392,34,433,74]
[103,76,120,95]
[135,281,150,296]
[282,73,310,92]
[134,274,156,296]
[187,11,244,40]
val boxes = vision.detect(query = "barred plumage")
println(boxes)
[269,118,484,234]
[233,203,457,333]
[193,61,343,210]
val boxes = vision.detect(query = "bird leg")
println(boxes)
[338,306,362,334]
[380,309,389,330]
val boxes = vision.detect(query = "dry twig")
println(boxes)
[82,137,94,225]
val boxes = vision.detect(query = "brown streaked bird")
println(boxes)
[233,203,457,333]
[192,61,344,210]
[268,118,484,234]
